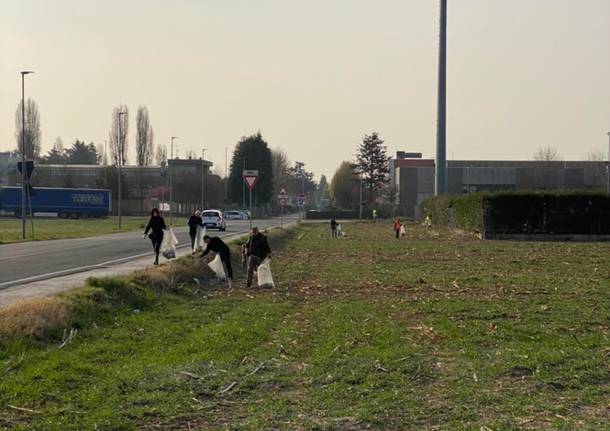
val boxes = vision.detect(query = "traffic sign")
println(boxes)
[279,188,288,196]
[279,198,287,207]
[298,197,305,206]
[242,170,259,191]
[17,160,35,180]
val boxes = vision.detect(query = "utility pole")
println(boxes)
[20,71,33,240]
[201,148,206,210]
[435,0,447,195]
[169,136,177,224]
[117,111,126,229]
[359,174,363,220]
[242,158,246,208]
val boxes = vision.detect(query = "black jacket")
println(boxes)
[330,219,338,229]
[202,237,230,257]
[187,215,203,235]
[144,216,167,236]
[246,233,271,260]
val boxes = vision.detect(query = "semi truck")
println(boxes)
[0,186,111,218]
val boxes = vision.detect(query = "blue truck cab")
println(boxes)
[0,186,112,218]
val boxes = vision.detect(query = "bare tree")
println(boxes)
[533,145,562,161]
[96,142,108,166]
[271,148,289,196]
[108,105,129,166]
[587,150,605,162]
[587,150,607,189]
[155,144,167,166]
[14,98,42,160]
[185,149,197,159]
[135,106,154,166]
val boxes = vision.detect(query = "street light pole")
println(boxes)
[224,147,228,203]
[359,174,363,220]
[117,111,126,230]
[20,71,33,240]
[169,136,177,224]
[201,148,206,210]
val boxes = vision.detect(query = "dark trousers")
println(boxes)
[149,231,164,262]
[395,229,400,239]
[247,255,263,287]
[220,252,233,279]
[189,232,196,249]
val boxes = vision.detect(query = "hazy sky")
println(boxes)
[1,0,609,179]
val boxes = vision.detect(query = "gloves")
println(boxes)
[142,233,147,239]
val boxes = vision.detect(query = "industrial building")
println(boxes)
[390,152,609,219]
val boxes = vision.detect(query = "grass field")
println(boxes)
[0,217,149,244]
[0,223,608,430]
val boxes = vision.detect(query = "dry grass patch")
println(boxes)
[0,297,66,338]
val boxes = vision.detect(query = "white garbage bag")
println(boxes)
[257,258,275,288]
[194,226,206,252]
[337,224,347,238]
[400,225,406,237]
[208,254,227,280]
[161,228,178,259]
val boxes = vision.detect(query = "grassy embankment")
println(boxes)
[0,217,148,244]
[0,223,608,430]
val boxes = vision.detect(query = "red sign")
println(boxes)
[279,198,287,207]
[242,170,259,191]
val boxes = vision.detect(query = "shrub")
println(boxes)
[0,297,66,339]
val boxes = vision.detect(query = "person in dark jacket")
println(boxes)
[244,227,272,287]
[330,218,339,238]
[187,210,203,251]
[202,235,233,283]
[143,208,167,265]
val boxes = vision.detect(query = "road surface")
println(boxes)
[0,216,296,289]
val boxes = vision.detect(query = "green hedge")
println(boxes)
[422,191,610,235]
[421,193,485,232]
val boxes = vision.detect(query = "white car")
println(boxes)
[202,210,227,231]
[224,210,248,220]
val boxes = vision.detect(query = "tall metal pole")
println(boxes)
[200,148,206,210]
[249,188,253,230]
[359,175,363,220]
[20,71,34,239]
[169,136,177,224]
[435,0,447,195]
[224,147,228,203]
[242,158,246,208]
[117,111,125,229]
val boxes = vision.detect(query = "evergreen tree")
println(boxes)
[355,132,389,205]
[228,133,274,206]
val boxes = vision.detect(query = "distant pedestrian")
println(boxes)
[187,210,203,251]
[202,235,233,287]
[143,208,167,265]
[245,227,272,288]
[393,218,402,239]
[330,218,339,238]
[372,209,378,222]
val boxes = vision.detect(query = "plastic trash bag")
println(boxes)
[208,254,227,280]
[337,224,347,238]
[194,226,206,252]
[400,225,406,237]
[257,258,275,288]
[161,228,178,259]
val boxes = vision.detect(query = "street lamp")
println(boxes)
[117,111,126,229]
[295,161,305,221]
[169,136,178,224]
[20,70,34,240]
[201,148,207,210]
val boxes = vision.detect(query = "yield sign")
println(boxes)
[279,188,288,196]
[242,169,259,191]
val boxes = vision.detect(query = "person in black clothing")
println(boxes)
[245,227,272,287]
[143,208,167,265]
[202,235,233,285]
[187,210,203,251]
[330,218,339,239]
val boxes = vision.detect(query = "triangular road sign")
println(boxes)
[242,170,259,191]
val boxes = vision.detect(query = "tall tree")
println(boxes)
[65,140,99,164]
[330,161,359,209]
[108,105,129,166]
[14,98,42,160]
[533,145,562,189]
[533,145,562,161]
[135,106,154,166]
[318,175,330,200]
[228,133,273,206]
[354,132,389,205]
[155,144,168,166]
[271,148,289,195]
[41,137,66,164]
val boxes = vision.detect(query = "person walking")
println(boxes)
[245,227,272,288]
[187,210,203,251]
[372,208,378,223]
[330,218,339,238]
[393,218,402,239]
[202,235,233,287]
[143,208,167,265]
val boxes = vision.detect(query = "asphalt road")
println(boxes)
[0,216,297,288]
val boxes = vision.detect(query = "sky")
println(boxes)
[1,0,609,180]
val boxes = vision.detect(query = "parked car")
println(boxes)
[202,210,227,231]
[224,210,248,220]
